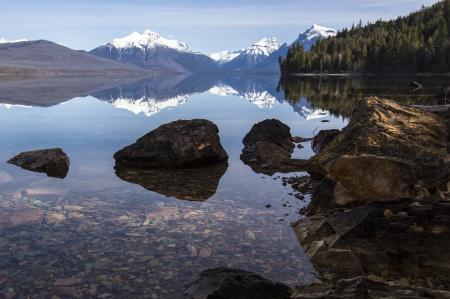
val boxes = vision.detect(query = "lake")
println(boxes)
[0,74,447,298]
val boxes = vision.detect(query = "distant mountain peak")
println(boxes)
[244,37,280,56]
[298,24,337,42]
[110,29,190,52]
[209,50,241,64]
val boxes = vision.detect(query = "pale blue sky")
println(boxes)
[0,0,440,53]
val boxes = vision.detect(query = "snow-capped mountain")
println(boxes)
[221,38,281,72]
[209,50,241,65]
[90,29,219,74]
[296,24,336,50]
[245,24,337,74]
[110,29,189,52]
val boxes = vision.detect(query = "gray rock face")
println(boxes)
[241,119,308,175]
[8,148,70,178]
[114,119,228,169]
[184,267,292,299]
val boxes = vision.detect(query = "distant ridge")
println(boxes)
[0,40,152,77]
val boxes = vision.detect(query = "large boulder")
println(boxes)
[184,267,292,299]
[114,119,228,169]
[308,97,448,205]
[241,119,308,175]
[7,148,70,178]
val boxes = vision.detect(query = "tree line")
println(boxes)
[280,0,450,74]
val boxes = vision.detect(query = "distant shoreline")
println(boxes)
[282,72,450,77]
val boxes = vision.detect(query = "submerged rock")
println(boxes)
[184,267,292,299]
[293,198,450,289]
[115,162,228,201]
[114,119,228,169]
[7,148,70,178]
[308,97,448,205]
[241,119,308,175]
[294,277,450,298]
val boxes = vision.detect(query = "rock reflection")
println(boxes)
[115,162,228,201]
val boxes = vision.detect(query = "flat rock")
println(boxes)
[241,119,308,175]
[8,148,70,178]
[114,119,228,168]
[308,97,448,205]
[184,267,292,299]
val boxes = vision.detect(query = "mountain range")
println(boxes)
[0,24,336,76]
[89,24,336,74]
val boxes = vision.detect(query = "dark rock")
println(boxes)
[265,204,272,208]
[114,119,228,169]
[308,97,448,205]
[7,148,70,178]
[320,119,330,123]
[184,267,292,299]
[293,198,450,289]
[241,119,308,175]
[115,162,227,201]
[296,144,304,149]
[311,129,340,154]
[294,277,450,298]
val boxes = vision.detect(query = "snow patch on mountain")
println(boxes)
[111,29,190,52]
[0,38,28,44]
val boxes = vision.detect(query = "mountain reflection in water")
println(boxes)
[0,74,447,298]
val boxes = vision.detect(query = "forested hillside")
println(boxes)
[280,0,450,74]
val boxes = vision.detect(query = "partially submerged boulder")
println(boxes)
[184,267,292,299]
[7,148,70,178]
[114,119,228,169]
[308,97,448,205]
[241,119,308,175]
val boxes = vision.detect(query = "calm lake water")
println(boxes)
[0,74,447,298]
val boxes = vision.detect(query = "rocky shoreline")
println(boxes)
[185,97,450,298]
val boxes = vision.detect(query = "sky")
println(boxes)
[0,0,441,54]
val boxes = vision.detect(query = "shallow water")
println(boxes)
[0,74,447,298]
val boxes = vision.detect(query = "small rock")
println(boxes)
[7,148,70,178]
